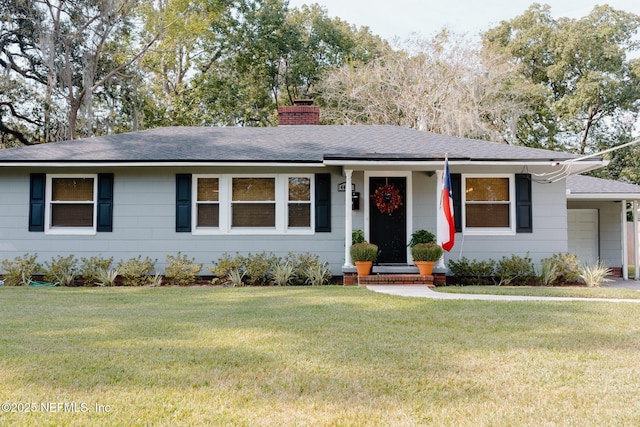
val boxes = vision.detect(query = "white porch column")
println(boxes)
[435,169,446,270]
[344,169,353,268]
[622,200,628,280]
[634,200,639,280]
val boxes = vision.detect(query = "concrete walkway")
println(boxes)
[367,278,640,303]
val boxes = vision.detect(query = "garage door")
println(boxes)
[567,209,598,264]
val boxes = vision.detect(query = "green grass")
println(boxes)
[2,286,640,426]
[436,285,640,299]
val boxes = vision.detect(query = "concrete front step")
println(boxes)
[357,274,435,287]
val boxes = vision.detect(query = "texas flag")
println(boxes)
[439,156,455,252]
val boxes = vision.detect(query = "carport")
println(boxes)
[566,175,640,280]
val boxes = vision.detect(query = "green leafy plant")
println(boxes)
[304,263,331,286]
[209,252,246,280]
[271,262,295,286]
[284,252,325,285]
[538,259,560,286]
[1,253,42,286]
[495,254,535,286]
[117,256,157,286]
[81,255,114,286]
[150,273,164,287]
[411,242,443,261]
[227,268,245,287]
[448,257,496,286]
[350,242,378,262]
[541,253,581,284]
[244,251,279,285]
[43,254,79,287]
[94,267,119,287]
[352,229,366,244]
[408,229,436,247]
[165,252,202,286]
[579,261,613,287]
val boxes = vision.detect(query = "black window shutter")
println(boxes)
[97,173,114,232]
[315,173,331,232]
[176,174,192,232]
[29,173,46,232]
[450,173,462,232]
[515,173,533,233]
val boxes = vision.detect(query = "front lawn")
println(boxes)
[1,286,640,426]
[436,285,640,299]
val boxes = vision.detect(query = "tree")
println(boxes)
[317,31,527,141]
[139,0,387,127]
[0,0,164,144]
[482,4,640,153]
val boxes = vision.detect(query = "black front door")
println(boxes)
[369,177,407,264]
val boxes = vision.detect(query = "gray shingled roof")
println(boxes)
[0,125,585,163]
[567,175,640,196]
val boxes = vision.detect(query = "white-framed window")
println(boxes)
[45,174,97,235]
[462,174,515,235]
[195,176,220,229]
[287,176,311,228]
[192,174,313,234]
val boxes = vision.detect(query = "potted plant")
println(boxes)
[411,242,443,276]
[408,229,436,247]
[350,242,378,276]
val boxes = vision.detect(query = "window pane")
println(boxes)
[232,203,275,227]
[289,177,310,201]
[51,204,93,227]
[52,178,94,201]
[288,204,311,227]
[232,178,275,201]
[466,178,509,202]
[197,204,219,227]
[198,178,219,202]
[466,204,510,227]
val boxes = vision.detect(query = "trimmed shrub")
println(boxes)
[117,256,157,286]
[244,251,279,285]
[210,251,331,286]
[43,255,79,286]
[1,253,42,286]
[80,255,114,286]
[350,243,378,262]
[495,254,535,286]
[209,252,246,282]
[448,257,495,286]
[411,242,443,261]
[541,253,581,284]
[165,252,202,286]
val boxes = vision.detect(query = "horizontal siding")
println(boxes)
[441,178,568,268]
[0,167,347,275]
[0,165,578,276]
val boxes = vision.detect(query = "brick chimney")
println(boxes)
[277,99,320,125]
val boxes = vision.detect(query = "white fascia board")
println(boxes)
[567,193,640,200]
[0,161,324,168]
[323,159,605,168]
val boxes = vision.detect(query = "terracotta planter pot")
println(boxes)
[355,261,373,276]
[414,261,434,276]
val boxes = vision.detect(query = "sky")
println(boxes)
[286,0,640,42]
